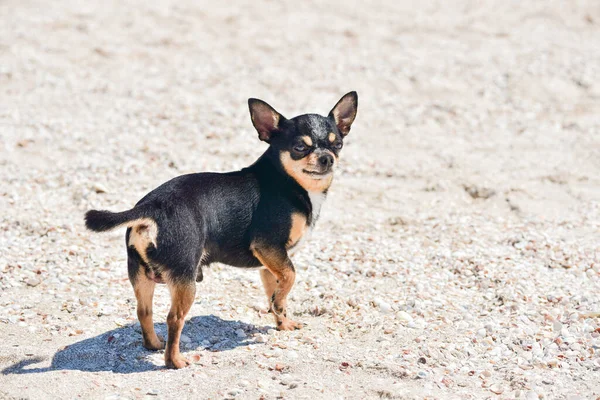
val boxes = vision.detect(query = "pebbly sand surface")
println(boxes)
[1,0,600,398]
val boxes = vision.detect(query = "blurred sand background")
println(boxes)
[1,0,599,398]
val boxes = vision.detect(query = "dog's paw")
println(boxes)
[276,319,303,331]
[143,335,165,351]
[165,354,191,369]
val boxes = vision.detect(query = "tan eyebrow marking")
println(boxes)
[301,136,313,146]
[328,132,336,143]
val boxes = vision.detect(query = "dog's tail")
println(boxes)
[84,204,154,232]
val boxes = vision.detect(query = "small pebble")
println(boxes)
[525,391,538,400]
[92,183,109,193]
[553,321,562,332]
[235,328,247,338]
[25,278,41,287]
[375,299,392,313]
[396,311,413,322]
[489,384,504,394]
[180,334,191,343]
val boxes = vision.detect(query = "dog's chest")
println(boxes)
[287,192,326,255]
[308,191,326,223]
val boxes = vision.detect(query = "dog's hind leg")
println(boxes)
[127,251,164,350]
[164,280,196,369]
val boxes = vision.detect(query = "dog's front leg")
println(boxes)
[252,246,303,330]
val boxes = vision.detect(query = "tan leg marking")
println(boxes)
[260,268,277,304]
[133,268,164,350]
[252,245,302,331]
[165,281,196,369]
[287,213,307,249]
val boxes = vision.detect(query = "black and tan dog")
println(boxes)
[84,92,358,368]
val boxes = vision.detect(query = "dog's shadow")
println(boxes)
[2,315,268,375]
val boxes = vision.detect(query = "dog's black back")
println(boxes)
[126,149,315,283]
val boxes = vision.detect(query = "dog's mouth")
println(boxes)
[302,169,332,178]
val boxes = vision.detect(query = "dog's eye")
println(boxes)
[334,142,343,150]
[293,144,307,152]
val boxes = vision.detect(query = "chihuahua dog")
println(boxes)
[85,92,358,368]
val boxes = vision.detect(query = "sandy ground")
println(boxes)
[1,0,600,398]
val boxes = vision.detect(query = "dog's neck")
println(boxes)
[250,148,329,224]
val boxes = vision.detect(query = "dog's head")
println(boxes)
[248,92,358,192]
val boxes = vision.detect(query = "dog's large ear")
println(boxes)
[248,99,285,143]
[328,91,358,137]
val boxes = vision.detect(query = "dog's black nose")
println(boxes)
[318,154,334,168]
